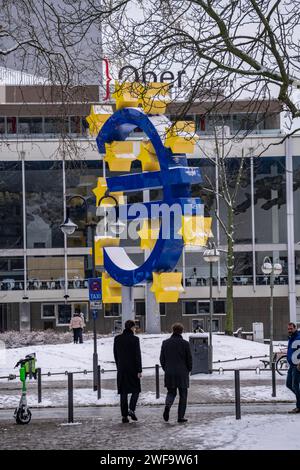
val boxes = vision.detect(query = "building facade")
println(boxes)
[0,74,299,339]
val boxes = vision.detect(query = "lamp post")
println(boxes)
[261,256,282,366]
[60,195,98,391]
[203,241,220,372]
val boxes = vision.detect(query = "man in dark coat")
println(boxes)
[113,319,142,423]
[286,322,300,413]
[160,323,192,423]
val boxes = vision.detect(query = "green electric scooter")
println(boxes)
[14,353,37,424]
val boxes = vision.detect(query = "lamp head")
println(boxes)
[261,257,272,275]
[203,241,220,263]
[60,217,78,235]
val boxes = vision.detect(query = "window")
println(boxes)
[7,117,17,134]
[18,117,43,134]
[183,301,197,315]
[104,304,121,317]
[0,162,23,249]
[41,304,56,319]
[135,301,145,316]
[207,318,220,332]
[44,117,68,134]
[57,304,72,325]
[114,319,122,333]
[0,118,5,134]
[198,301,210,314]
[192,319,205,331]
[213,300,226,314]
[70,116,86,135]
[25,161,64,248]
[160,303,166,316]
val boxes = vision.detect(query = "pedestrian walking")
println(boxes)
[160,323,192,423]
[286,322,300,413]
[113,320,142,423]
[69,312,84,344]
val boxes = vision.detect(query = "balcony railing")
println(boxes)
[0,279,89,291]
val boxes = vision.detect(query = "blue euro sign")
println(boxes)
[96,108,203,286]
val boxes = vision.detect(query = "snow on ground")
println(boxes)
[0,333,278,379]
[182,414,300,450]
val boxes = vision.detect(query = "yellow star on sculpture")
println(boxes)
[165,121,199,154]
[86,105,112,136]
[150,272,184,303]
[104,141,136,172]
[178,215,213,247]
[137,141,160,172]
[92,177,124,207]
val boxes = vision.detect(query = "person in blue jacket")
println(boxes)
[286,322,300,413]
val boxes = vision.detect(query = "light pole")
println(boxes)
[60,195,98,391]
[261,256,283,366]
[203,241,220,372]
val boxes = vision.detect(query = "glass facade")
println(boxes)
[65,160,101,247]
[25,161,64,248]
[0,162,23,249]
[253,157,287,244]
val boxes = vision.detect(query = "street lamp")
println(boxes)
[60,195,98,391]
[203,241,220,372]
[98,192,126,236]
[261,256,282,366]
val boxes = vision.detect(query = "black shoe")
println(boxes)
[178,418,188,423]
[163,406,170,422]
[128,410,138,421]
[122,417,129,423]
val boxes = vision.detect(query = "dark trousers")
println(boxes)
[286,365,300,408]
[73,328,80,343]
[78,328,83,343]
[120,392,139,417]
[165,387,188,420]
[73,328,83,344]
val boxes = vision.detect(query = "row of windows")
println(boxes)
[40,301,166,327]
[0,249,295,286]
[0,116,87,135]
[0,156,294,252]
[0,112,279,137]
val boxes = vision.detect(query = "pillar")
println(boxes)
[121,286,135,328]
[19,302,31,331]
[286,136,297,323]
[145,283,161,333]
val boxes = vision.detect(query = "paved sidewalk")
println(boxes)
[0,403,293,450]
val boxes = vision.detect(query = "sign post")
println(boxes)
[88,278,102,391]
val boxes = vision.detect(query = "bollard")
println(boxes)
[155,364,160,399]
[37,368,42,403]
[271,361,276,397]
[97,365,101,400]
[68,372,74,423]
[234,370,241,420]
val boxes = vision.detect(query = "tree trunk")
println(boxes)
[225,206,234,335]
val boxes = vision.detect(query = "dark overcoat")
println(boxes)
[160,333,193,389]
[113,329,142,394]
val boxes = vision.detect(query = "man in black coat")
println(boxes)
[160,323,193,423]
[113,319,142,423]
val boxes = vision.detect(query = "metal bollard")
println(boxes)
[155,364,160,399]
[37,368,42,403]
[234,370,241,420]
[97,365,101,400]
[68,372,74,423]
[271,361,276,397]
